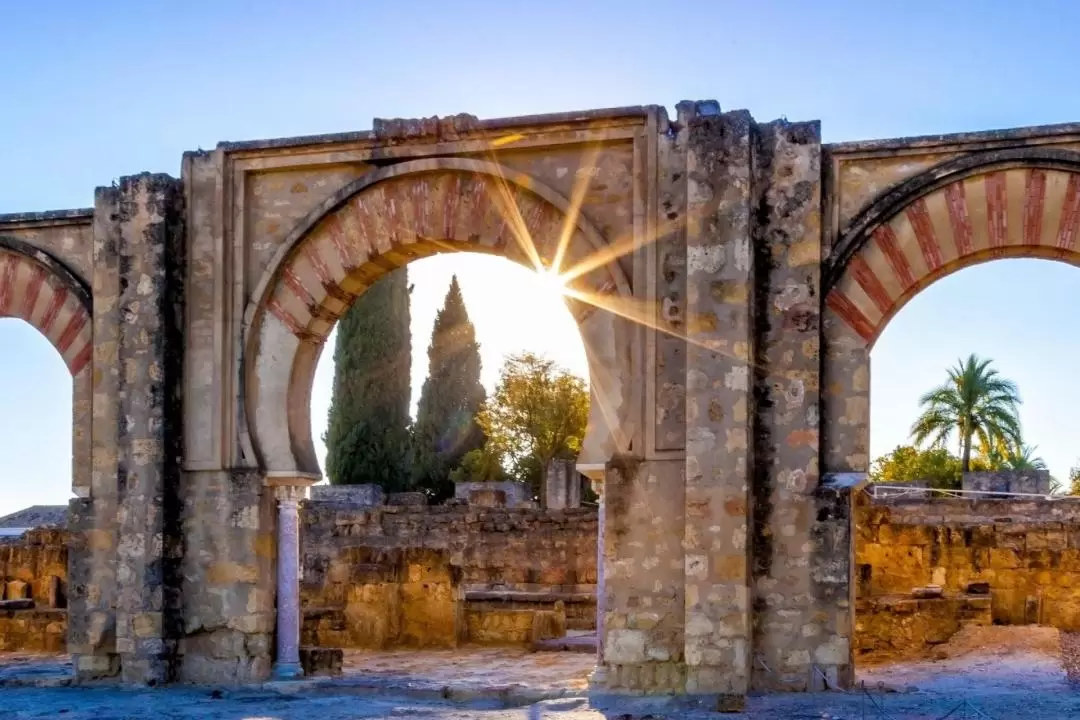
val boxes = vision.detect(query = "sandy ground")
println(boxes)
[2,630,1080,718]
[342,646,595,693]
[857,624,1072,695]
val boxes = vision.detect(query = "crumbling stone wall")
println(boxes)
[0,529,68,653]
[856,497,1080,631]
[963,471,1051,495]
[299,499,597,649]
[0,528,67,607]
[855,594,991,662]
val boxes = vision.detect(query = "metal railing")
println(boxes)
[866,484,1071,501]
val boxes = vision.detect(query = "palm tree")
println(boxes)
[910,354,1022,473]
[1000,443,1048,471]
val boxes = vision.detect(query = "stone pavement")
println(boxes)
[3,649,1080,718]
[2,683,1080,719]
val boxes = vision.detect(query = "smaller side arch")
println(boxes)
[0,236,94,497]
[824,149,1080,347]
[825,147,1080,293]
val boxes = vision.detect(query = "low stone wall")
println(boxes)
[0,528,68,607]
[855,595,991,662]
[0,608,66,652]
[856,496,1080,637]
[300,499,597,649]
[0,528,69,654]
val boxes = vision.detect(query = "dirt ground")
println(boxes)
[2,631,1080,718]
[857,624,1073,695]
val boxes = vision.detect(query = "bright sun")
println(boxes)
[534,269,568,298]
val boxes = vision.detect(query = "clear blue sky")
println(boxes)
[4,0,1080,514]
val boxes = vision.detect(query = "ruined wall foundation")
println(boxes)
[855,496,1080,661]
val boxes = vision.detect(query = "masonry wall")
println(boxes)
[0,529,67,607]
[299,499,597,650]
[856,497,1080,630]
[0,529,68,653]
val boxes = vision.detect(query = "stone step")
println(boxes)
[532,633,596,653]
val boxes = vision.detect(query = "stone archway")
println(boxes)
[0,236,92,497]
[823,154,1080,475]
[242,157,635,482]
[821,152,1080,673]
[241,156,636,678]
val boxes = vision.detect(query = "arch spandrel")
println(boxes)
[826,163,1080,348]
[243,158,635,478]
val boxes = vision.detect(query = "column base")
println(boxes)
[272,661,303,680]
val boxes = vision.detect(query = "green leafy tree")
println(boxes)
[910,354,1022,473]
[1068,463,1080,496]
[1058,464,1080,498]
[449,446,508,484]
[869,445,964,490]
[324,268,412,490]
[410,276,487,501]
[478,352,590,499]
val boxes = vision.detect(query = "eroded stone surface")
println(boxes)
[5,103,1080,701]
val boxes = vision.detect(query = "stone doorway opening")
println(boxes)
[847,258,1080,687]
[269,243,618,684]
[0,317,76,662]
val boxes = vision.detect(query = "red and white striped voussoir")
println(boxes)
[266,171,609,343]
[829,168,1080,346]
[0,250,91,375]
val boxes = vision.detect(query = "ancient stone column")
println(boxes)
[272,483,307,679]
[593,478,605,664]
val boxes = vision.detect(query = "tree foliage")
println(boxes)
[996,443,1048,471]
[910,354,1022,472]
[477,352,589,497]
[1067,463,1080,496]
[869,445,966,490]
[324,268,412,490]
[449,446,508,484]
[410,276,486,501]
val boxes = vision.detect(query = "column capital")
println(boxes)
[263,470,321,488]
[273,484,307,504]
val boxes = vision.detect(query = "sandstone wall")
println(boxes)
[855,595,991,662]
[0,529,68,653]
[299,500,597,649]
[0,529,67,608]
[856,497,1080,630]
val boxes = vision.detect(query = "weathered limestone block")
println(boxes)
[545,458,582,510]
[596,457,685,693]
[682,102,754,697]
[94,173,187,685]
[177,469,276,684]
[6,580,29,600]
[748,117,830,691]
[310,484,385,506]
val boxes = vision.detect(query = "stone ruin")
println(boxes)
[7,101,1080,704]
[855,491,1080,662]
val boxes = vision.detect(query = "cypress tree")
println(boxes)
[411,275,486,501]
[324,267,412,491]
